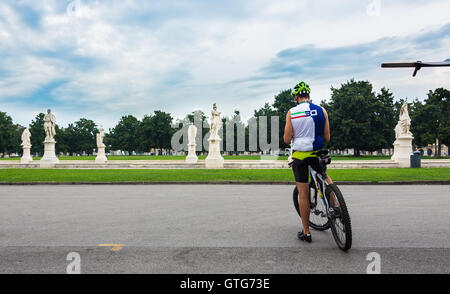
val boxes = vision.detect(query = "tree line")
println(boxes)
[0,80,448,157]
[324,81,449,156]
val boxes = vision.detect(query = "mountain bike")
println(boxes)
[290,150,352,251]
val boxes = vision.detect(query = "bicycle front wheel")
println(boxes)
[326,184,352,251]
[293,185,330,231]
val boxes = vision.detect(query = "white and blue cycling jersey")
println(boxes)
[289,100,325,151]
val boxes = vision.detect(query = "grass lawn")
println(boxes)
[0,168,448,183]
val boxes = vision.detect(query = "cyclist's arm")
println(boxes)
[322,107,330,142]
[283,111,293,144]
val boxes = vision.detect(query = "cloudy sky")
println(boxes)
[1,0,449,129]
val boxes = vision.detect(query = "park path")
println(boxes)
[0,185,448,273]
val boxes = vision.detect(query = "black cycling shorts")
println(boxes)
[291,157,323,183]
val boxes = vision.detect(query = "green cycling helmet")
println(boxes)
[292,81,311,97]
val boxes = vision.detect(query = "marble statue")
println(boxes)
[20,128,32,163]
[95,125,108,163]
[186,123,198,163]
[44,109,56,140]
[96,125,106,148]
[21,128,31,148]
[395,102,412,138]
[391,101,414,167]
[209,103,222,140]
[188,123,197,145]
[205,103,224,168]
[41,109,59,165]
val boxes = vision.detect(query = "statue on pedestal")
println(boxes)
[41,109,59,165]
[205,103,224,168]
[21,128,32,163]
[95,125,108,163]
[391,102,414,167]
[186,123,198,163]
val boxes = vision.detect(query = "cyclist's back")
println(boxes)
[290,100,325,152]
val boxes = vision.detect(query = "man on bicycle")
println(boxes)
[283,81,332,243]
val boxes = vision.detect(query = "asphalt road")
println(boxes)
[0,185,449,274]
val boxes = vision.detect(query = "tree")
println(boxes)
[186,110,207,125]
[139,111,174,152]
[273,89,296,115]
[53,119,98,155]
[151,111,174,150]
[139,115,155,151]
[0,112,22,155]
[56,124,77,155]
[271,89,296,149]
[29,113,46,155]
[254,102,277,118]
[74,118,98,154]
[424,88,449,156]
[11,124,24,154]
[106,115,140,154]
[253,89,296,151]
[409,88,449,156]
[323,80,396,156]
[374,88,396,149]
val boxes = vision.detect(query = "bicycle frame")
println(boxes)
[309,167,332,218]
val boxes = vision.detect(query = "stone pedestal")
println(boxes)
[95,146,108,163]
[40,139,59,167]
[391,135,413,168]
[205,138,224,168]
[21,146,33,163]
[41,139,59,162]
[186,144,198,163]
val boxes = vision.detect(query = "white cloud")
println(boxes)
[0,0,449,129]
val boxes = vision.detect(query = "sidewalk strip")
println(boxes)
[0,181,448,185]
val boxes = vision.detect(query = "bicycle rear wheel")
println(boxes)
[326,184,352,251]
[293,184,330,231]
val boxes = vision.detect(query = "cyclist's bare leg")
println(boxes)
[323,174,338,206]
[323,173,333,185]
[296,182,310,235]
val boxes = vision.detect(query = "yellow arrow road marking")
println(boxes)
[98,244,124,251]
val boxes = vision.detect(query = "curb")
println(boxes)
[0,181,448,185]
